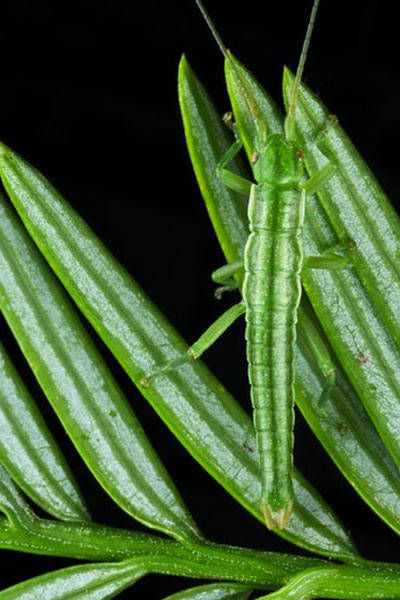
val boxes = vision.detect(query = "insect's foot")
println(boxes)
[140,356,191,389]
[262,501,294,531]
[222,111,235,131]
[214,285,232,299]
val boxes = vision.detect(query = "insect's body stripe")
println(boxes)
[243,137,304,519]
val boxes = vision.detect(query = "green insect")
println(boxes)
[142,0,348,530]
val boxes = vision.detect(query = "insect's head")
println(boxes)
[252,134,303,185]
[196,0,321,150]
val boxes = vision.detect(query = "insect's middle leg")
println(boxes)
[140,301,245,387]
[303,253,349,270]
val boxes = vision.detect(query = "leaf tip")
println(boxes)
[0,140,9,159]
[178,53,194,86]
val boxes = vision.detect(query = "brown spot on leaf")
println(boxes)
[358,355,369,367]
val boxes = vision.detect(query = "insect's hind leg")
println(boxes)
[318,369,336,410]
[140,301,246,387]
[303,240,356,271]
[303,254,349,270]
[212,260,243,299]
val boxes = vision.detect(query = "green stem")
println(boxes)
[0,515,326,587]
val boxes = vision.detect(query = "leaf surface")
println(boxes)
[0,192,200,543]
[282,68,400,349]
[0,341,89,521]
[0,142,355,558]
[279,69,400,473]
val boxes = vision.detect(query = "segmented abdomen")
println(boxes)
[243,183,303,514]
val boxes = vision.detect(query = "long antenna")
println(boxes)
[195,0,266,141]
[196,0,228,57]
[286,0,320,139]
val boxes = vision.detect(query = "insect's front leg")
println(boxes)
[302,161,354,269]
[217,140,252,196]
[301,162,336,195]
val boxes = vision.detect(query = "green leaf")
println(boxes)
[0,192,201,543]
[202,53,400,536]
[279,69,400,474]
[0,561,145,600]
[178,57,248,274]
[0,341,89,522]
[0,143,356,559]
[282,68,400,350]
[254,565,400,600]
[162,583,253,600]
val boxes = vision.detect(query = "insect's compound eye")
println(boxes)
[251,152,260,164]
[296,149,304,161]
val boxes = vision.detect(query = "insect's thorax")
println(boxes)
[249,135,304,233]
[253,134,303,186]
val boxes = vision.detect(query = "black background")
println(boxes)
[1,0,400,597]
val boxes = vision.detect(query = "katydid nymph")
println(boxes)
[142,0,348,530]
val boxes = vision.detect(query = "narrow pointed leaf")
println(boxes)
[178,55,400,538]
[0,561,145,600]
[0,341,89,522]
[282,68,400,350]
[0,142,358,558]
[162,583,253,600]
[0,193,201,543]
[280,70,400,472]
[178,57,248,271]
